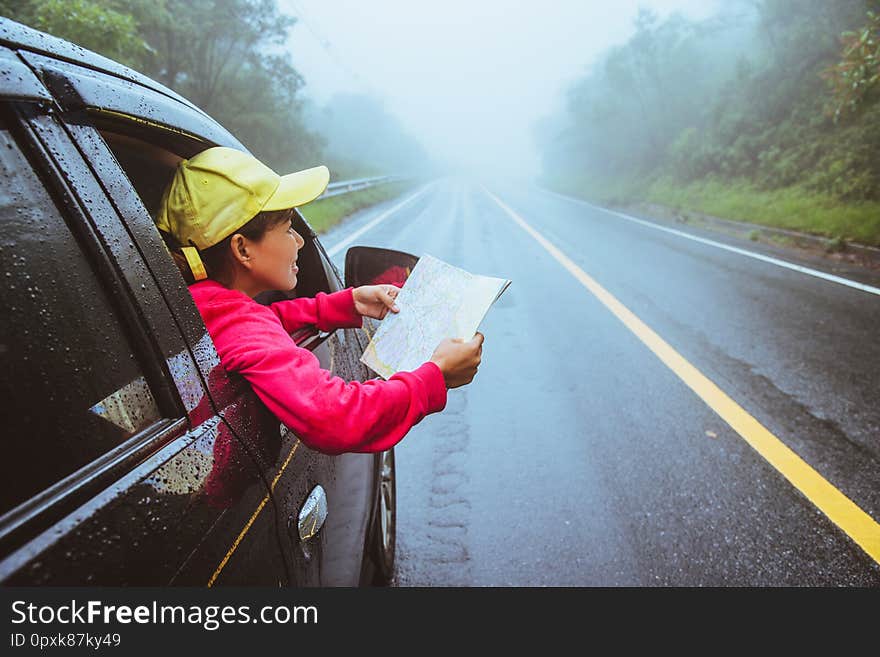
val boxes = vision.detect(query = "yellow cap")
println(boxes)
[156,146,329,250]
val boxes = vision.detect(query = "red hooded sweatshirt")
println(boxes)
[189,280,448,455]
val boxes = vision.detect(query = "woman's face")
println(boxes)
[242,217,305,294]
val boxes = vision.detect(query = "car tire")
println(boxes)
[366,448,396,585]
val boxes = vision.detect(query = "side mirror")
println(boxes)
[344,246,419,289]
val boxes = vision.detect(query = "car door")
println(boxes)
[265,223,381,586]
[0,56,286,585]
[18,51,380,586]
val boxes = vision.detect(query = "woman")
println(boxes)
[157,146,483,455]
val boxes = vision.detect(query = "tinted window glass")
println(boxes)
[0,117,161,516]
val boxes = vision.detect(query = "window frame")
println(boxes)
[0,98,198,551]
[57,97,343,355]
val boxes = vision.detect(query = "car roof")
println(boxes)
[0,17,211,120]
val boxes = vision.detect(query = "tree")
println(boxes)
[117,0,293,110]
[303,93,433,177]
[1,0,327,172]
[1,0,148,63]
[821,5,880,121]
[537,0,880,202]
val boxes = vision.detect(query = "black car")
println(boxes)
[0,17,415,586]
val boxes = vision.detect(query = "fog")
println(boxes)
[279,0,722,181]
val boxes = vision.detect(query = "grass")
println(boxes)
[299,180,419,234]
[825,235,847,253]
[548,174,880,247]
[767,234,796,248]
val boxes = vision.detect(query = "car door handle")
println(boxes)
[296,485,328,542]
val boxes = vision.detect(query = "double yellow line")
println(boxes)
[486,189,880,566]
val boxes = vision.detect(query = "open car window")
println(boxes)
[99,130,183,218]
[96,126,332,303]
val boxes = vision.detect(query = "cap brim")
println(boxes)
[263,165,330,211]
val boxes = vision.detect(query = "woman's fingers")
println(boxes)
[381,286,400,312]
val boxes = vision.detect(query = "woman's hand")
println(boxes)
[353,284,401,320]
[430,333,484,389]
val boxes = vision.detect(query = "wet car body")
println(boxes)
[0,18,393,586]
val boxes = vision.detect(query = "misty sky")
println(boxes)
[279,1,721,179]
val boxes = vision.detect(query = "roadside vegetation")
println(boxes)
[554,175,880,247]
[538,0,880,246]
[0,0,433,183]
[300,181,419,234]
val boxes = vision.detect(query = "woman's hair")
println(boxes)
[165,208,294,285]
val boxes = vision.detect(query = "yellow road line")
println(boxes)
[486,189,880,566]
[208,440,300,587]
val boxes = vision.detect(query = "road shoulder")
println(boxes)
[611,201,880,290]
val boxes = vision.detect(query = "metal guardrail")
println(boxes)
[318,174,411,199]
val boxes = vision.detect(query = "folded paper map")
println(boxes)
[360,254,511,379]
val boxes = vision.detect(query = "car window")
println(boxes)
[0,114,163,517]
[99,130,184,218]
[96,126,332,301]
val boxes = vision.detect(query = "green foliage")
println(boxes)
[540,0,880,243]
[300,181,418,234]
[821,8,880,120]
[0,0,389,177]
[645,177,880,245]
[1,0,148,62]
[547,171,880,246]
[115,0,325,172]
[825,235,848,252]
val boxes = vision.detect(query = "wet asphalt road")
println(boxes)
[320,177,880,586]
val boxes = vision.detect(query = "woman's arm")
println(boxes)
[206,297,446,455]
[270,287,363,333]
